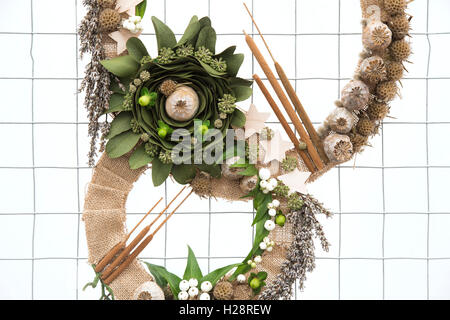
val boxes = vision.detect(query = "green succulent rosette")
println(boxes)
[100,16,252,186]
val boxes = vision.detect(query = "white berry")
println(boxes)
[268,208,277,217]
[266,246,273,252]
[188,278,198,288]
[178,291,189,300]
[263,237,270,244]
[262,188,269,194]
[268,178,277,187]
[259,168,270,180]
[272,200,280,207]
[237,274,246,283]
[188,287,199,297]
[260,180,268,188]
[259,242,267,250]
[199,292,210,300]
[264,220,275,231]
[200,281,212,292]
[179,280,189,291]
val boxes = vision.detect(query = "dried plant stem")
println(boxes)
[79,0,112,166]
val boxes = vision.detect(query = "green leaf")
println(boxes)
[201,263,240,286]
[257,271,268,281]
[171,164,196,184]
[126,37,149,63]
[144,263,182,298]
[197,59,226,77]
[151,157,173,186]
[152,16,177,51]
[195,26,217,53]
[101,55,140,77]
[177,16,200,46]
[216,46,236,59]
[238,164,258,177]
[129,144,153,169]
[144,263,168,288]
[104,93,125,114]
[226,53,244,77]
[231,109,246,128]
[135,0,147,18]
[232,86,253,102]
[106,131,140,159]
[195,163,221,178]
[107,112,133,139]
[252,193,272,225]
[183,246,203,280]
[198,16,212,28]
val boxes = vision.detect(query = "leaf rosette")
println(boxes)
[101,16,252,185]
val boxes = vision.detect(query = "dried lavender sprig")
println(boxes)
[259,194,330,300]
[79,0,112,166]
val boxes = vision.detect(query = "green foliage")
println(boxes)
[129,144,153,169]
[135,0,147,18]
[231,109,246,128]
[248,272,267,294]
[126,37,149,63]
[151,157,173,186]
[183,245,203,280]
[144,263,182,298]
[151,16,177,50]
[101,55,140,77]
[107,112,133,139]
[171,164,196,184]
[105,130,140,158]
[83,264,115,300]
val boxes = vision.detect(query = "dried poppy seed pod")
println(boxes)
[165,85,199,121]
[240,175,258,194]
[326,107,357,134]
[360,56,387,83]
[362,20,392,51]
[323,134,353,162]
[132,281,165,300]
[221,156,245,180]
[341,80,371,112]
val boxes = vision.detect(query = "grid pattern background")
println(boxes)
[0,0,450,300]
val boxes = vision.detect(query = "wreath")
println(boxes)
[79,0,412,300]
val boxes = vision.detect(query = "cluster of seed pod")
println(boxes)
[318,0,411,162]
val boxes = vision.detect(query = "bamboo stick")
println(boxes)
[104,190,194,285]
[274,63,329,163]
[243,2,328,165]
[243,31,324,171]
[101,187,186,280]
[94,197,163,273]
[253,74,315,172]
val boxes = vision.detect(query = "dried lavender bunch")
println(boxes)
[259,195,330,300]
[79,0,112,166]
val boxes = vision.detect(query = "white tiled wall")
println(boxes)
[0,0,449,300]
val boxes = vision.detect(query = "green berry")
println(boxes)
[250,262,257,268]
[275,214,286,227]
[158,127,168,138]
[139,95,150,107]
[249,278,260,289]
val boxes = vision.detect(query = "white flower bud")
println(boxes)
[259,180,268,188]
[259,242,267,250]
[200,281,212,292]
[179,280,189,291]
[254,255,262,263]
[199,292,210,300]
[188,287,199,297]
[264,220,275,231]
[259,168,271,180]
[237,274,246,283]
[188,278,198,288]
[268,208,277,217]
[263,237,270,244]
[178,291,189,300]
